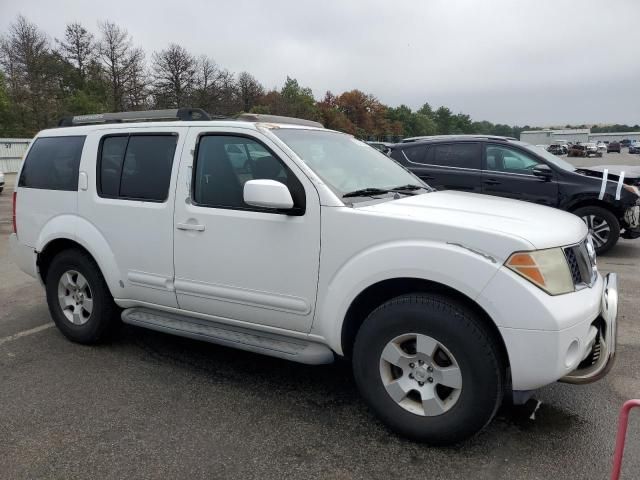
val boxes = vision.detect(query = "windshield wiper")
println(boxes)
[342,187,392,198]
[388,184,428,193]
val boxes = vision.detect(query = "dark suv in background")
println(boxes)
[607,141,621,153]
[389,136,640,254]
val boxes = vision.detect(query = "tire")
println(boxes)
[45,249,120,344]
[573,206,620,255]
[352,293,504,445]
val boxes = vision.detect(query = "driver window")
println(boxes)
[193,135,305,212]
[485,145,540,174]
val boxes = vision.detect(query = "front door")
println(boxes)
[173,127,321,333]
[482,143,559,206]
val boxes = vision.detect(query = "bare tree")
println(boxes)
[151,43,196,108]
[0,15,57,131]
[125,48,149,110]
[56,22,95,82]
[97,21,139,111]
[237,71,264,112]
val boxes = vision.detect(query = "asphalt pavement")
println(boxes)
[1,152,640,479]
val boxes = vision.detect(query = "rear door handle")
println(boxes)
[177,223,205,231]
[483,179,501,185]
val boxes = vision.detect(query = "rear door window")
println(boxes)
[431,143,481,169]
[19,136,85,191]
[98,134,178,202]
[400,145,428,164]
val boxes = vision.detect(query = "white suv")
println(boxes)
[10,109,618,444]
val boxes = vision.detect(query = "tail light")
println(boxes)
[12,191,17,234]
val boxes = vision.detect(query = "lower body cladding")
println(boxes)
[481,271,618,395]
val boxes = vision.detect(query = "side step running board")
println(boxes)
[121,307,334,365]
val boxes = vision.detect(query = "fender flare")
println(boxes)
[36,214,123,297]
[312,240,502,354]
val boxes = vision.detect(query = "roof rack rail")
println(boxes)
[58,108,212,127]
[236,113,323,128]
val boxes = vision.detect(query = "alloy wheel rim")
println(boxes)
[379,333,462,416]
[57,270,93,325]
[582,215,610,248]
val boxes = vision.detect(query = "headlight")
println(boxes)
[505,248,574,295]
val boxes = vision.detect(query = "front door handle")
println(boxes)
[483,179,501,185]
[177,223,205,231]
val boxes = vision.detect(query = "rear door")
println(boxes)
[78,127,187,307]
[482,143,558,206]
[427,142,483,192]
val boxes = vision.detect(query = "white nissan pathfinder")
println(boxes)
[9,109,618,444]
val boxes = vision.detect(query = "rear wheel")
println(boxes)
[45,249,120,344]
[352,293,504,445]
[573,206,620,255]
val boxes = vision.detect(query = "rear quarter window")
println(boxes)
[18,136,85,191]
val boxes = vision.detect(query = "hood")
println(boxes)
[359,191,587,252]
[576,165,640,186]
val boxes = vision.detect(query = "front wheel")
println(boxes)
[352,294,504,445]
[573,206,620,255]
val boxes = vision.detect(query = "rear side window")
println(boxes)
[19,136,85,191]
[98,134,177,202]
[400,145,428,164]
[432,143,481,169]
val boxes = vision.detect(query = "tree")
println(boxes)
[434,106,453,134]
[279,76,318,120]
[151,43,196,108]
[0,15,59,134]
[56,22,95,83]
[317,91,355,133]
[97,21,140,111]
[237,71,263,112]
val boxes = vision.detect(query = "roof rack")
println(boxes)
[57,108,325,129]
[58,108,212,127]
[236,113,323,128]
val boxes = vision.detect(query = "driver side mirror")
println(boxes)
[243,179,294,211]
[533,164,553,181]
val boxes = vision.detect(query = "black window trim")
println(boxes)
[96,131,179,203]
[191,132,306,216]
[18,135,87,191]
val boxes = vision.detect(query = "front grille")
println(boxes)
[565,248,582,284]
[563,239,596,288]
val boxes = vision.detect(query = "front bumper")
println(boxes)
[559,272,618,384]
[623,205,640,231]
[482,267,618,391]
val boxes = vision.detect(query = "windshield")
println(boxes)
[519,141,576,171]
[272,128,428,198]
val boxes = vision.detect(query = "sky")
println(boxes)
[1,0,639,127]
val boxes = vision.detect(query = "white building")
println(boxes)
[588,132,640,143]
[0,138,31,173]
[519,129,590,145]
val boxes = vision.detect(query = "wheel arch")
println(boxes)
[36,220,123,298]
[566,197,623,219]
[339,277,510,373]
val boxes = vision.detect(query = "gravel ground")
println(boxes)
[1,151,640,479]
